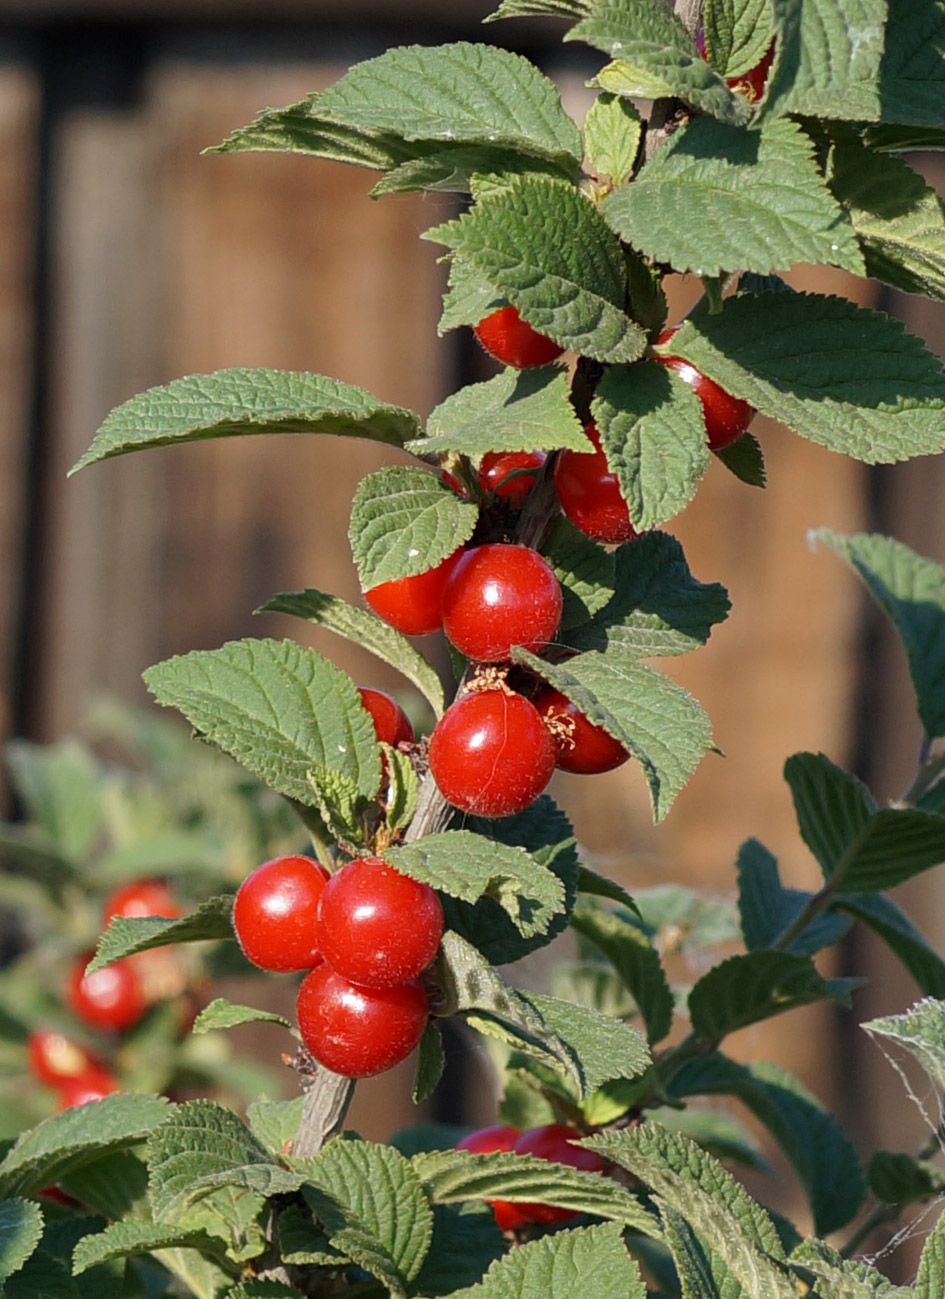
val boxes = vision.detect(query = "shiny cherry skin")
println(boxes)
[553,422,636,544]
[27,1029,101,1087]
[696,27,774,103]
[533,685,629,775]
[364,548,464,637]
[68,954,146,1033]
[442,544,562,663]
[315,856,444,988]
[513,1124,605,1224]
[428,689,556,818]
[57,1066,120,1109]
[456,1125,529,1231]
[233,854,330,973]
[296,966,428,1078]
[478,451,547,508]
[653,327,755,451]
[473,306,563,369]
[357,688,414,748]
[103,879,180,924]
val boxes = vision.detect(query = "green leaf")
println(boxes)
[713,430,767,487]
[306,766,370,851]
[878,0,945,130]
[425,175,647,364]
[87,896,235,974]
[592,361,709,531]
[0,1198,43,1281]
[438,257,505,335]
[736,837,851,955]
[5,739,103,864]
[785,751,945,892]
[314,43,582,167]
[0,1094,169,1198]
[414,368,587,458]
[565,531,730,658]
[413,1023,445,1105]
[191,999,292,1036]
[70,370,421,473]
[59,1150,149,1222]
[570,4,748,126]
[583,93,641,183]
[540,516,616,631]
[604,116,863,278]
[661,1205,725,1299]
[688,950,844,1041]
[519,990,651,1093]
[226,1284,301,1299]
[387,829,566,939]
[485,0,592,21]
[72,1221,225,1275]
[671,291,945,464]
[373,148,573,198]
[814,530,945,736]
[868,1150,945,1207]
[411,1204,505,1298]
[789,1237,912,1299]
[864,122,945,152]
[836,893,945,997]
[143,638,381,806]
[513,646,715,822]
[917,1203,945,1299]
[276,1202,343,1266]
[299,1136,434,1295]
[863,997,945,1093]
[829,135,945,300]
[257,588,445,718]
[666,1054,865,1235]
[348,466,477,590]
[704,0,774,79]
[245,1098,303,1159]
[415,1150,658,1235]
[577,865,639,912]
[651,1106,766,1173]
[762,0,885,123]
[570,901,674,1044]
[382,746,418,835]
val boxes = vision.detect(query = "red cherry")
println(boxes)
[103,879,180,924]
[233,854,330,973]
[57,1066,120,1109]
[553,423,636,544]
[357,688,414,748]
[534,685,629,775]
[696,27,774,103]
[27,1029,101,1087]
[478,451,546,508]
[473,306,563,369]
[442,544,562,663]
[296,965,428,1078]
[316,856,443,988]
[428,688,556,818]
[456,1125,529,1231]
[68,954,146,1033]
[364,548,464,637]
[513,1123,605,1223]
[653,327,755,451]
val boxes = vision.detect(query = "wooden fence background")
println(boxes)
[0,0,944,1266]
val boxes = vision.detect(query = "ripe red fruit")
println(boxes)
[357,687,414,748]
[57,1066,120,1109]
[68,954,146,1033]
[428,688,556,818]
[364,548,464,637]
[456,1125,529,1231]
[103,879,180,924]
[513,1123,605,1223]
[696,27,775,103]
[534,685,629,775]
[316,856,443,987]
[652,327,755,451]
[442,544,562,663]
[296,965,428,1078]
[233,855,330,973]
[553,422,636,544]
[478,450,546,508]
[27,1030,101,1087]
[473,305,563,369]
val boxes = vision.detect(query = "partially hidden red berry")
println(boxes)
[513,1123,605,1223]
[364,548,464,637]
[653,327,755,451]
[478,450,546,508]
[233,854,330,973]
[357,687,414,748]
[296,965,428,1078]
[474,305,563,369]
[553,423,636,545]
[103,879,180,924]
[316,857,443,988]
[456,1125,529,1231]
[442,544,562,663]
[28,1030,101,1087]
[68,954,146,1033]
[57,1066,120,1109]
[696,27,774,103]
[428,688,556,818]
[534,685,630,775]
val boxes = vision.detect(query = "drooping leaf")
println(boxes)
[736,837,851,955]
[413,1023,445,1105]
[414,368,587,457]
[411,1204,505,1298]
[87,896,235,974]
[0,1198,43,1282]
[485,0,592,22]
[688,950,846,1041]
[191,999,292,1036]
[570,901,674,1044]
[671,291,945,464]
[836,893,945,997]
[143,639,381,807]
[713,430,767,487]
[72,1221,225,1275]
[71,370,421,473]
[583,93,642,183]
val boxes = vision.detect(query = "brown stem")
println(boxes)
[291,1057,356,1160]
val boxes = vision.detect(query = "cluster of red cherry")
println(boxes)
[233,849,444,1078]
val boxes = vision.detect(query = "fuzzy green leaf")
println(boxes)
[413,1023,445,1106]
[0,1199,43,1282]
[87,896,234,973]
[450,1221,647,1299]
[878,0,945,130]
[519,990,651,1092]
[916,1204,945,1299]
[71,370,420,473]
[868,1150,945,1207]
[863,997,945,1093]
[583,93,641,183]
[415,368,587,458]
[703,0,774,79]
[570,902,674,1044]
[736,838,851,955]
[836,893,945,997]
[713,430,767,487]
[411,1204,505,1298]
[143,638,381,806]
[246,1099,303,1160]
[789,1237,913,1299]
[688,950,844,1041]
[762,0,885,123]
[540,516,616,631]
[349,466,477,591]
[425,175,646,364]
[191,999,292,1036]
[485,0,592,21]
[72,1221,225,1275]
[5,741,103,864]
